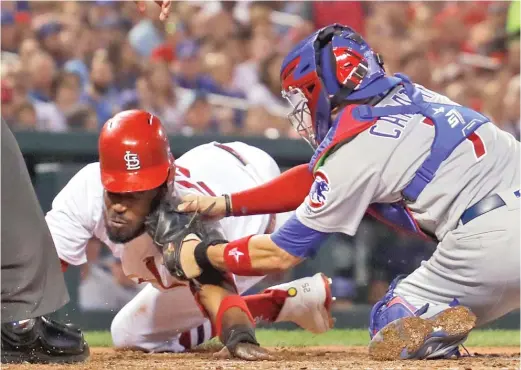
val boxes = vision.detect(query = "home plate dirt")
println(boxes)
[4,346,520,370]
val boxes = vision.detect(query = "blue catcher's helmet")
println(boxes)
[280,23,401,148]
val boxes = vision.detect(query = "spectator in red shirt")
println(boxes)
[310,1,366,35]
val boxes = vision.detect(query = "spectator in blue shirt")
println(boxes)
[181,91,220,135]
[80,50,119,127]
[27,51,55,103]
[36,21,67,67]
[172,40,215,90]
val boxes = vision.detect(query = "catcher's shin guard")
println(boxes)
[368,275,476,360]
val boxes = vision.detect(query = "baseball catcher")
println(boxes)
[175,24,520,360]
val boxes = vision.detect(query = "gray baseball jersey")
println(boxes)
[296,85,520,241]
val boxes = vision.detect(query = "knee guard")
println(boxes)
[369,275,429,339]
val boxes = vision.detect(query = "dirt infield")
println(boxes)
[4,346,520,370]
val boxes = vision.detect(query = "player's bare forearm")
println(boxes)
[196,284,253,337]
[195,282,274,360]
[207,235,302,275]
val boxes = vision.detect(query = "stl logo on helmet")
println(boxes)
[124,151,141,171]
[308,170,330,211]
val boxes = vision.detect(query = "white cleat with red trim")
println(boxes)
[264,273,334,334]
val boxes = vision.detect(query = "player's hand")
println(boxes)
[213,343,276,361]
[135,1,172,21]
[177,195,227,221]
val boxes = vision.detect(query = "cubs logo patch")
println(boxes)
[308,170,330,210]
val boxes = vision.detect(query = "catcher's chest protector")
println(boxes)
[309,73,491,240]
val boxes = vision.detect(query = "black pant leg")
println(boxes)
[1,122,69,323]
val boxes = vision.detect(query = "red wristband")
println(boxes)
[215,295,255,338]
[223,236,263,276]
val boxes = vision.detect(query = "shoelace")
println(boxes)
[461,344,471,357]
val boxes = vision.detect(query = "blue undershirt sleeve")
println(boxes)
[270,214,330,259]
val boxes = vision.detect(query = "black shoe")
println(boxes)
[1,316,90,364]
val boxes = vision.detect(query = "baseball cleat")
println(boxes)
[369,305,476,360]
[266,273,334,334]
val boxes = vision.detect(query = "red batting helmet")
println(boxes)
[99,110,175,193]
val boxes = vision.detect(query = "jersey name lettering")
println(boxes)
[369,89,417,139]
[367,87,486,159]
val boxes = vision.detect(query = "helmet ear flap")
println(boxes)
[315,25,370,95]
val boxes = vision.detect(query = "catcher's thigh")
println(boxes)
[395,190,520,326]
[111,284,211,352]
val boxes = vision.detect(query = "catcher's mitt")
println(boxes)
[145,196,228,284]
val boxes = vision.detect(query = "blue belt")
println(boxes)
[460,194,506,225]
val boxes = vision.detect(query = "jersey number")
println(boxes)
[467,131,486,160]
[423,118,486,160]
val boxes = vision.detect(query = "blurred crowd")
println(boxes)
[1,1,520,140]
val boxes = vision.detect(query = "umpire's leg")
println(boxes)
[1,121,89,363]
[1,121,68,321]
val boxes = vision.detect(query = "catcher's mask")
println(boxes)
[280,23,398,148]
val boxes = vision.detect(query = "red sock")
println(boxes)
[244,289,289,323]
